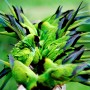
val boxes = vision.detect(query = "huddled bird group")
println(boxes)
[0,1,90,90]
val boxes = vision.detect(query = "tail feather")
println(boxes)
[0,68,11,78]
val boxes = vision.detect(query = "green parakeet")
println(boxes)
[0,1,90,90]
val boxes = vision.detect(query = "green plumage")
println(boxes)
[0,1,90,90]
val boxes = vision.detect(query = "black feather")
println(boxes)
[38,21,43,29]
[34,35,40,47]
[55,6,62,19]
[64,1,83,32]
[0,68,11,78]
[12,6,24,22]
[62,45,84,64]
[56,18,65,39]
[72,63,89,76]
[64,34,81,49]
[67,10,74,20]
[20,6,24,13]
[5,27,13,32]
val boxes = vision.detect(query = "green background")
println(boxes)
[0,0,90,90]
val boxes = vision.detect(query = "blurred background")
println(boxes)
[0,0,90,90]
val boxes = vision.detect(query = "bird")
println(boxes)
[0,1,90,90]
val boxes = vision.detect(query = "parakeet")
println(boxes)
[0,1,90,90]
